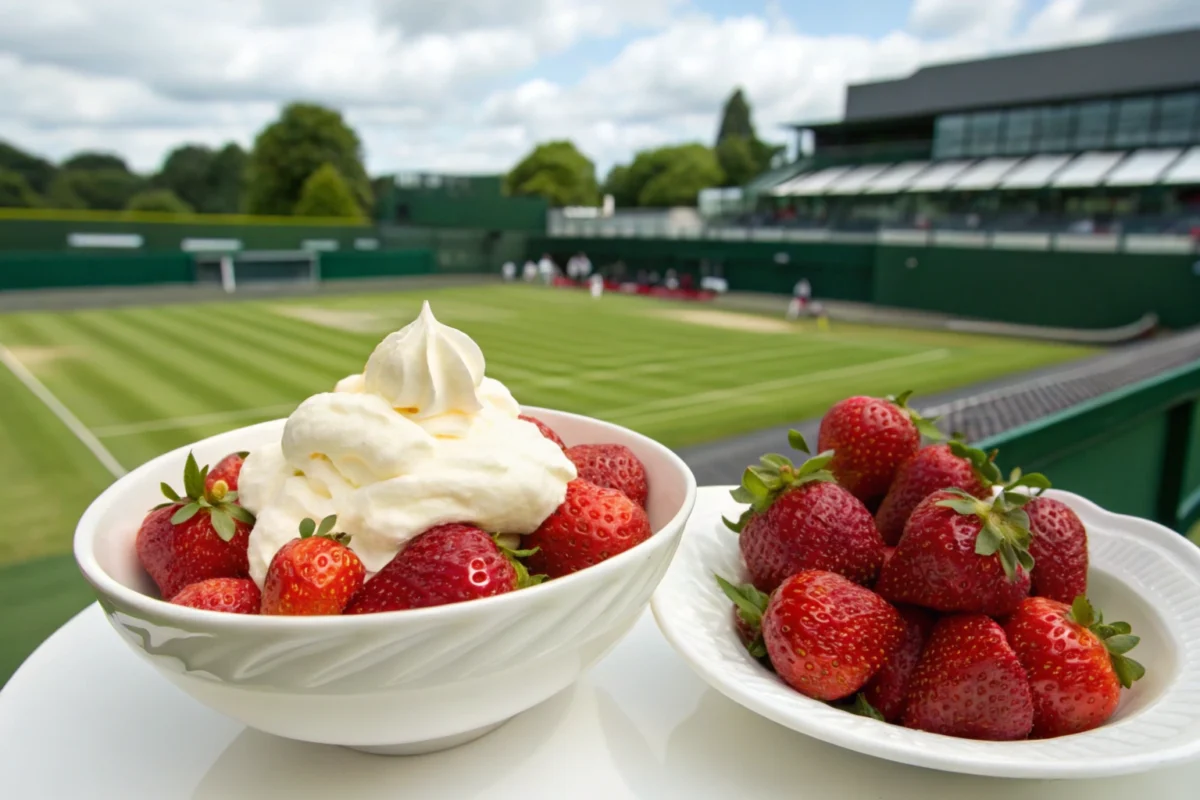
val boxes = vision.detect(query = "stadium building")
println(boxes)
[767,27,1200,233]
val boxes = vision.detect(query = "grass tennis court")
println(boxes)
[0,283,1091,684]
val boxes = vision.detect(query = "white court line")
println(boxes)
[93,403,298,438]
[604,349,952,427]
[0,344,126,478]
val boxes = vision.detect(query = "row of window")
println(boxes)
[933,91,1200,159]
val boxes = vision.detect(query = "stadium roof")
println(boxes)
[791,27,1200,128]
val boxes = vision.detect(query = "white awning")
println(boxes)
[905,160,974,192]
[949,158,1023,191]
[823,163,891,195]
[781,166,854,196]
[998,154,1072,189]
[1105,149,1184,186]
[862,161,930,194]
[1051,151,1125,188]
[1162,146,1200,185]
[769,172,813,196]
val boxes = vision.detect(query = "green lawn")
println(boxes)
[0,284,1092,684]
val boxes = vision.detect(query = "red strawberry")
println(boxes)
[875,442,997,545]
[716,576,771,662]
[727,431,885,593]
[903,615,1034,740]
[204,452,246,492]
[1005,596,1144,738]
[877,488,1037,615]
[565,443,649,507]
[1026,497,1088,604]
[761,570,904,702]
[525,479,651,578]
[863,606,935,722]
[346,523,533,613]
[261,515,365,615]
[136,452,255,599]
[171,578,261,614]
[818,391,939,505]
[520,414,566,449]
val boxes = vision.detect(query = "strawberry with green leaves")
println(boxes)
[261,515,365,616]
[1005,595,1144,737]
[817,391,941,506]
[716,575,771,662]
[727,431,886,593]
[136,452,256,599]
[204,451,247,492]
[874,441,998,545]
[903,614,1034,740]
[876,473,1050,615]
[346,523,542,613]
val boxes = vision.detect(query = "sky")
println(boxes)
[0,0,1198,177]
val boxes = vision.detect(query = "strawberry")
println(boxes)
[716,575,771,662]
[204,451,247,492]
[171,578,261,614]
[524,479,651,578]
[761,570,904,702]
[903,614,1034,740]
[1005,596,1144,737]
[876,486,1040,616]
[261,515,365,615]
[346,523,537,613]
[726,431,885,592]
[519,414,566,449]
[1025,496,1088,604]
[565,443,649,507]
[817,391,940,505]
[874,441,997,545]
[863,606,935,722]
[136,452,256,599]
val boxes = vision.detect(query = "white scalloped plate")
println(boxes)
[651,486,1200,778]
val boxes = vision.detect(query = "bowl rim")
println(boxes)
[651,485,1200,779]
[74,405,697,630]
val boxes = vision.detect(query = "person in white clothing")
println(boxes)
[537,254,556,285]
[589,272,604,299]
[523,260,538,282]
[787,278,813,320]
[501,261,517,281]
[577,252,593,278]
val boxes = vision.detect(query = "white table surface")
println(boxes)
[2,489,1199,798]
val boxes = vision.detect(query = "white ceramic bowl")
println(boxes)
[652,486,1200,779]
[74,407,696,755]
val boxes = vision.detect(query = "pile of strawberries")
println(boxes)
[136,415,652,616]
[718,392,1145,741]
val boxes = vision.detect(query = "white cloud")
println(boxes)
[0,0,1195,176]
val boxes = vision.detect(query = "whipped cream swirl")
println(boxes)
[238,301,576,585]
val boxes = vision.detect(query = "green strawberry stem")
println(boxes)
[724,429,835,532]
[298,514,349,543]
[887,390,944,441]
[1069,596,1146,689]
[154,451,256,542]
[495,534,546,589]
[715,574,770,659]
[936,487,1037,581]
[842,692,885,721]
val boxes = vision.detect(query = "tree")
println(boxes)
[610,144,725,207]
[62,152,130,173]
[601,164,636,208]
[293,163,365,219]
[505,141,599,206]
[126,189,194,214]
[155,142,246,213]
[715,135,759,187]
[245,103,372,215]
[0,141,56,194]
[207,143,247,213]
[48,169,144,210]
[716,88,756,144]
[0,170,43,208]
[635,145,725,207]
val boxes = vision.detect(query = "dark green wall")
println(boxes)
[0,251,193,290]
[873,246,1200,329]
[529,236,876,302]
[320,250,435,280]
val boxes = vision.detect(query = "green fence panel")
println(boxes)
[0,251,194,290]
[873,245,1200,329]
[319,250,436,280]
